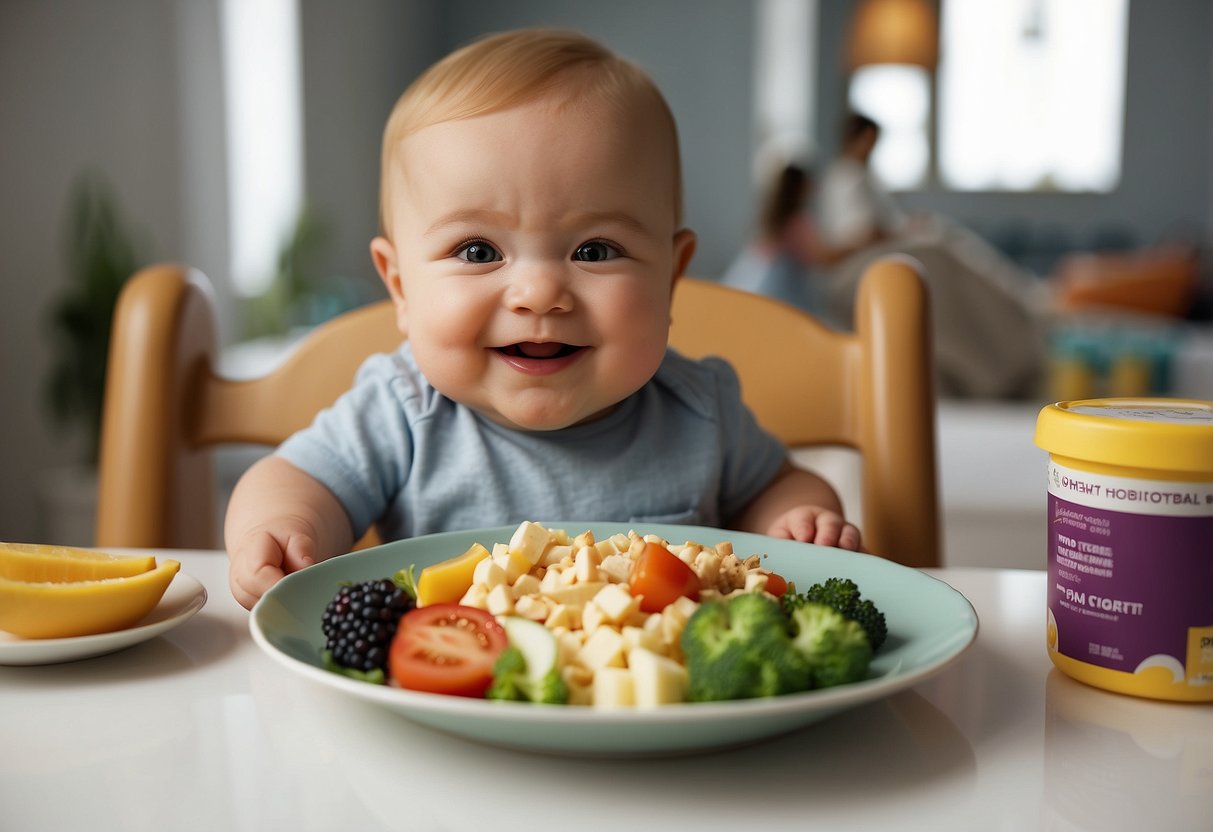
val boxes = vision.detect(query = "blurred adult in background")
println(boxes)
[729,112,1052,399]
[816,112,905,251]
[722,162,861,317]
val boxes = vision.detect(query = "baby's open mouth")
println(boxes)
[497,342,585,360]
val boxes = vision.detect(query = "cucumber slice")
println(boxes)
[500,616,558,682]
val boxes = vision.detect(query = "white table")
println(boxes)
[2,552,1209,831]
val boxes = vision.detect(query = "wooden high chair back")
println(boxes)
[97,257,939,567]
[96,264,401,550]
[667,257,939,567]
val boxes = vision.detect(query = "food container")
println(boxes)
[1034,398,1213,702]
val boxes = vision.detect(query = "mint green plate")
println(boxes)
[250,523,977,757]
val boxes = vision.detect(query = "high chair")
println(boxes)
[667,256,939,568]
[96,257,939,567]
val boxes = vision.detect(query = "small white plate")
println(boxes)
[0,572,207,666]
[252,523,978,757]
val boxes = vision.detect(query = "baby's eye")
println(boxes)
[455,241,502,263]
[573,241,620,262]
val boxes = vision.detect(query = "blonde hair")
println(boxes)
[378,28,683,233]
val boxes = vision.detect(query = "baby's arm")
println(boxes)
[730,461,862,551]
[224,456,355,609]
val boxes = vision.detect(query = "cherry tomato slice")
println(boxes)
[388,604,507,697]
[762,570,789,598]
[629,541,700,613]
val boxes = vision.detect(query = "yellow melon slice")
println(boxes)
[0,542,156,583]
[0,559,180,639]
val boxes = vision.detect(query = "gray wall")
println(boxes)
[1,0,185,542]
[429,0,757,279]
[1,0,1211,543]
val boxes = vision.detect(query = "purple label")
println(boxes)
[1047,493,1213,672]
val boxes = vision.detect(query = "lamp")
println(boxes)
[846,0,939,71]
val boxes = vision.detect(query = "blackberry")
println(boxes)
[321,578,414,675]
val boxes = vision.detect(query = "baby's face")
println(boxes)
[374,91,695,432]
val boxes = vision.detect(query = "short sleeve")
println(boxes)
[276,352,414,538]
[701,357,789,521]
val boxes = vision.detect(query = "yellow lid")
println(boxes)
[1035,398,1213,474]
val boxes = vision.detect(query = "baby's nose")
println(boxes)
[504,264,573,314]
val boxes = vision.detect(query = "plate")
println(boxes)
[0,572,208,666]
[250,523,978,757]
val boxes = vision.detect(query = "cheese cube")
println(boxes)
[509,521,553,565]
[578,626,626,671]
[669,595,700,620]
[493,548,534,583]
[540,544,573,567]
[621,625,665,655]
[573,546,600,582]
[511,573,541,599]
[595,539,619,559]
[642,612,663,636]
[513,595,548,621]
[538,566,565,595]
[555,627,588,661]
[581,601,607,635]
[693,548,722,582]
[545,603,582,631]
[472,557,506,589]
[458,583,489,610]
[660,607,690,648]
[744,570,770,593]
[628,647,688,707]
[485,584,515,616]
[598,554,632,583]
[562,665,593,706]
[543,581,607,606]
[592,667,635,709]
[592,583,638,623]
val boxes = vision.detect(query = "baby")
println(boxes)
[225,28,861,609]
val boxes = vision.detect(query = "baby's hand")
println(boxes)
[766,505,862,551]
[229,525,317,610]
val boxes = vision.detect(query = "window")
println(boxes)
[846,0,1130,193]
[938,0,1129,191]
[753,0,819,176]
[221,0,304,296]
[848,65,932,190]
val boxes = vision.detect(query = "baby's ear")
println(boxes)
[670,228,698,293]
[370,237,408,334]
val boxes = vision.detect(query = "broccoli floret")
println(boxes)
[789,602,873,688]
[680,592,812,701]
[786,577,888,651]
[486,646,569,704]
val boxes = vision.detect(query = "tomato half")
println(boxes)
[762,570,789,598]
[388,604,507,697]
[628,541,700,613]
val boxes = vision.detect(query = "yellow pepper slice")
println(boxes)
[416,543,491,606]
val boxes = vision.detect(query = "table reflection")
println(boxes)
[1042,670,1213,831]
[247,650,977,831]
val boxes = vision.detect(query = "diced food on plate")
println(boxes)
[317,522,886,708]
